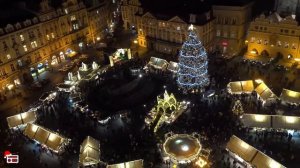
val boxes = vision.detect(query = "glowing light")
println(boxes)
[181,145,189,151]
[195,157,208,168]
[175,139,183,144]
[240,141,249,149]
[48,133,57,141]
[133,40,138,44]
[250,50,257,54]
[188,24,194,30]
[269,160,281,168]
[287,90,299,98]
[255,79,263,84]
[286,116,296,123]
[254,115,266,122]
[31,124,38,132]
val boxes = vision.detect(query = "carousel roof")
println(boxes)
[79,136,100,166]
[7,110,37,128]
[163,134,201,163]
[24,123,66,152]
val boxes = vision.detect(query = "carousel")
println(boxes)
[162,133,210,167]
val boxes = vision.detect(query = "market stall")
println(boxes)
[79,136,100,167]
[280,89,300,105]
[167,61,179,73]
[7,110,37,129]
[226,135,286,168]
[227,80,254,94]
[109,48,132,67]
[255,82,278,103]
[147,57,169,70]
[240,114,272,128]
[106,159,143,168]
[24,123,69,153]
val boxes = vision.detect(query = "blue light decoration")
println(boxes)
[177,25,210,93]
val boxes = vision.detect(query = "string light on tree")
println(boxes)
[177,24,210,93]
[232,100,244,115]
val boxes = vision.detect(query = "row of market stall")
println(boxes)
[227,79,300,105]
[226,135,286,168]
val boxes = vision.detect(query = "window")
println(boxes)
[216,30,221,36]
[292,44,296,49]
[7,54,11,60]
[292,30,295,34]
[20,34,24,41]
[255,26,258,30]
[277,41,281,47]
[223,31,228,37]
[257,39,262,44]
[64,9,68,14]
[46,34,50,40]
[284,30,289,33]
[31,41,38,48]
[264,40,268,45]
[51,33,55,38]
[176,26,181,31]
[10,64,15,71]
[71,15,76,21]
[285,42,289,48]
[23,45,28,52]
[230,32,236,38]
[97,10,99,14]
[17,60,22,66]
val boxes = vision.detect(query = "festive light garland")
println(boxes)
[177,25,210,93]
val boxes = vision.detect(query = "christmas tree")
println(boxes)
[177,25,210,93]
[232,100,244,115]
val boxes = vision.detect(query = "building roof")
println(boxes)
[139,0,213,25]
[79,136,100,166]
[7,110,37,128]
[0,3,37,28]
[213,0,253,6]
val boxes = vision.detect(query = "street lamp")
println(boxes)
[133,40,138,44]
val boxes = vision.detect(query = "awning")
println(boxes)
[226,135,286,168]
[227,80,254,94]
[106,159,143,168]
[24,123,66,152]
[272,115,300,130]
[255,82,277,102]
[7,110,37,128]
[79,136,100,166]
[280,89,300,104]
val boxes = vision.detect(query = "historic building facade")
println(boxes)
[0,0,111,90]
[246,13,300,62]
[120,0,141,30]
[213,2,253,57]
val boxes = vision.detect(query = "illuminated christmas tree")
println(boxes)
[177,25,209,93]
[232,100,244,115]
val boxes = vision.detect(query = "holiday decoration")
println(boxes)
[177,25,210,93]
[232,100,244,115]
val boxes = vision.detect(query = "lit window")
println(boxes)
[71,15,76,21]
[46,34,50,40]
[31,41,38,48]
[64,9,68,14]
[23,45,28,52]
[17,60,22,66]
[250,37,255,43]
[177,26,181,31]
[257,39,262,44]
[97,10,99,14]
[264,40,268,45]
[292,44,296,49]
[216,30,221,36]
[7,54,11,60]
[285,42,289,48]
[51,33,55,38]
[20,34,24,41]
[277,41,282,47]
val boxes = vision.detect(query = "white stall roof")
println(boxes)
[106,159,143,168]
[280,89,300,104]
[227,80,254,94]
[167,61,179,72]
[255,82,277,102]
[79,136,100,166]
[7,110,37,128]
[240,114,272,128]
